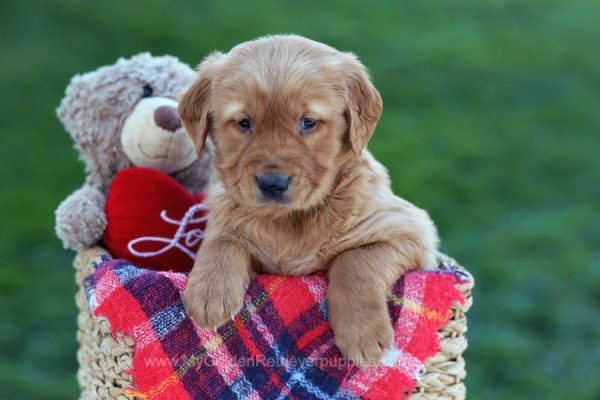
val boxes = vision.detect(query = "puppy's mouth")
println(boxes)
[257,193,290,206]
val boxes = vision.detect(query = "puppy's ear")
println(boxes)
[178,52,225,156]
[343,53,383,157]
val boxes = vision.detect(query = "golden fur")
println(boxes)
[178,35,439,368]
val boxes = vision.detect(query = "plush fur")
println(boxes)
[179,35,439,368]
[55,53,212,251]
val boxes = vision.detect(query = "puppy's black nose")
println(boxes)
[154,105,182,132]
[256,174,291,198]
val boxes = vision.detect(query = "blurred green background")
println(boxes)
[1,0,598,399]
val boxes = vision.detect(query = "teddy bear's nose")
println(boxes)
[154,105,182,132]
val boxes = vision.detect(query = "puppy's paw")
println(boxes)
[332,310,394,369]
[183,270,246,329]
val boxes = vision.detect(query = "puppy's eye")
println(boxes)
[300,117,317,133]
[237,118,253,132]
[142,85,153,98]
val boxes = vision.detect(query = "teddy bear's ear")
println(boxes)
[178,52,225,156]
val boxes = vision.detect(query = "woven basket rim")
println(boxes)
[74,246,473,400]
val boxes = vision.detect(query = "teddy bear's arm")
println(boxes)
[55,186,107,251]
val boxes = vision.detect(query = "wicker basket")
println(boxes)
[74,247,473,400]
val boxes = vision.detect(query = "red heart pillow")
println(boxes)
[104,167,207,272]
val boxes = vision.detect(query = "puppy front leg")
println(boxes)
[183,238,252,329]
[328,242,413,368]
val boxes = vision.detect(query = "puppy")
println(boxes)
[178,35,439,368]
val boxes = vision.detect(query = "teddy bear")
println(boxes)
[55,53,211,252]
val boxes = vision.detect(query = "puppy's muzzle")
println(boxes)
[256,174,291,201]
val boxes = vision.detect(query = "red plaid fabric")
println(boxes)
[89,258,466,400]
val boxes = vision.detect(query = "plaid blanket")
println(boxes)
[88,258,466,400]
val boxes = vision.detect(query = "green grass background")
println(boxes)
[1,0,599,399]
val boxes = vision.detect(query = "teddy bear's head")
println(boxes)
[57,53,209,192]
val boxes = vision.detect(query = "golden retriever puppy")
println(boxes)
[178,35,439,368]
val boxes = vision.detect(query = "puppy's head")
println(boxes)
[179,35,382,211]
